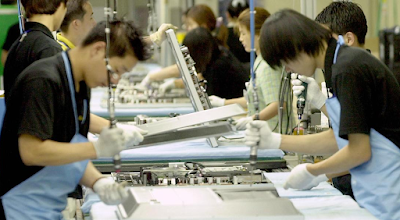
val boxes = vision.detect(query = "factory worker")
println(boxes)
[0,20,148,220]
[3,0,68,102]
[140,27,248,99]
[138,4,229,92]
[290,1,370,200]
[209,7,293,133]
[57,0,97,50]
[245,9,400,220]
[225,0,250,65]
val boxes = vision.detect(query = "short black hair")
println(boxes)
[227,0,249,19]
[183,27,220,73]
[60,0,88,32]
[315,1,367,45]
[81,20,149,61]
[21,0,68,18]
[260,9,331,69]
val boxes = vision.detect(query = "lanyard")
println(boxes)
[61,51,87,134]
[333,35,345,64]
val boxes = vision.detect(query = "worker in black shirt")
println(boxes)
[290,1,370,200]
[3,0,67,101]
[182,27,248,99]
[225,0,250,66]
[1,22,20,65]
[245,9,400,220]
[0,20,148,220]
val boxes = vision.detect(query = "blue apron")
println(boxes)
[1,51,89,220]
[326,36,400,220]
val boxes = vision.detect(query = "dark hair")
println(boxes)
[237,7,270,35]
[260,9,332,69]
[81,20,149,61]
[21,0,68,18]
[187,4,228,47]
[182,27,220,73]
[315,1,367,45]
[227,0,249,19]
[60,0,88,32]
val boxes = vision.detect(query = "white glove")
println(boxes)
[208,95,225,107]
[159,79,176,95]
[116,123,147,147]
[235,116,253,130]
[134,74,152,91]
[244,121,281,149]
[149,23,178,46]
[291,73,326,110]
[93,178,128,205]
[283,163,329,190]
[93,127,125,158]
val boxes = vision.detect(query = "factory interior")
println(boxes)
[0,0,400,219]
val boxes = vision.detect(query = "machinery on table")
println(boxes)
[111,162,269,186]
[109,163,303,220]
[100,71,192,109]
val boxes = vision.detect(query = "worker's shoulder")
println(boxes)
[335,46,382,74]
[20,54,65,83]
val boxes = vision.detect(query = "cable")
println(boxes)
[104,0,121,175]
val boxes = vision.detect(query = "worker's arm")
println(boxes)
[89,113,109,134]
[225,97,247,108]
[257,101,279,121]
[79,161,103,188]
[1,49,8,66]
[19,134,97,166]
[172,73,204,89]
[326,171,350,179]
[307,133,371,176]
[280,129,339,155]
[149,65,180,81]
[319,104,329,118]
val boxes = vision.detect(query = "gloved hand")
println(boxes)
[283,163,329,190]
[93,178,128,205]
[133,74,152,91]
[158,79,176,95]
[235,116,253,130]
[93,127,125,158]
[244,121,281,149]
[116,123,147,147]
[291,73,326,109]
[208,95,225,107]
[149,23,178,46]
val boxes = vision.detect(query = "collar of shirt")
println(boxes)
[56,32,75,50]
[24,22,54,40]
[323,37,337,91]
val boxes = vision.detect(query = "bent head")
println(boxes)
[259,9,331,76]
[182,27,219,73]
[80,20,150,88]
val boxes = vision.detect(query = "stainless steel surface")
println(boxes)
[136,104,245,136]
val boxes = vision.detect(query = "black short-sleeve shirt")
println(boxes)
[227,27,250,63]
[0,52,90,197]
[203,47,249,99]
[324,38,400,148]
[1,22,20,51]
[3,22,62,101]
